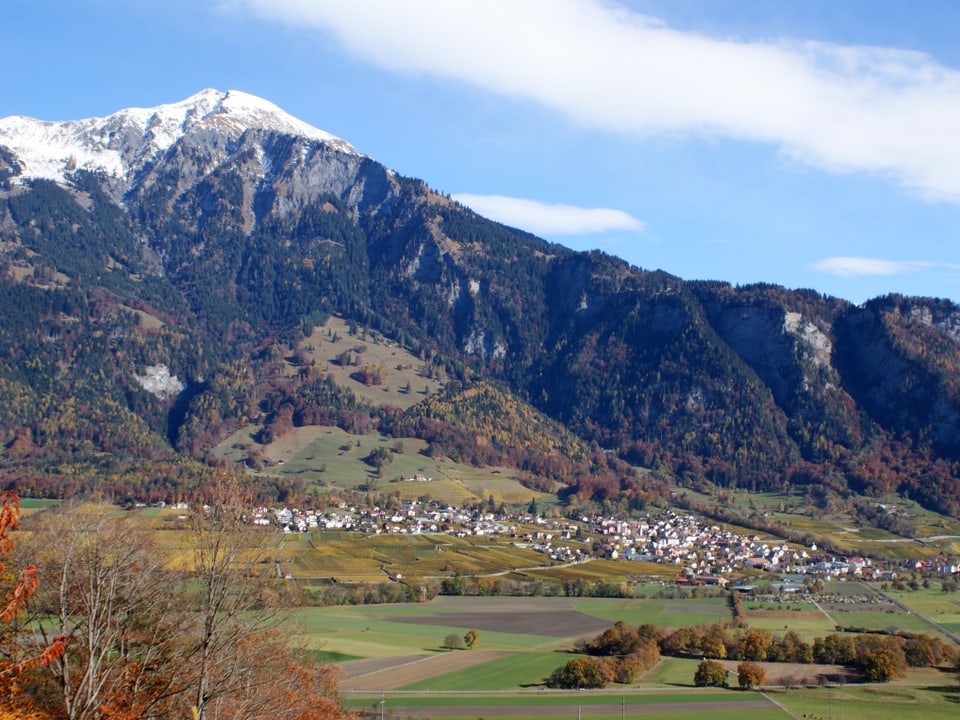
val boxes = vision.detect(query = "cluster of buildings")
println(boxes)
[251,503,810,577]
[592,511,811,576]
[525,527,589,563]
[244,502,953,583]
[252,500,517,537]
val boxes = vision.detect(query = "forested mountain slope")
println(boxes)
[1,90,959,515]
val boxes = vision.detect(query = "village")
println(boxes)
[244,500,945,582]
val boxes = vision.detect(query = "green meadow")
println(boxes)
[344,690,792,720]
[397,651,573,690]
[574,596,732,627]
[742,611,836,638]
[771,682,960,720]
[828,607,934,634]
[293,603,575,658]
[876,584,960,633]
[292,595,735,672]
[292,593,960,720]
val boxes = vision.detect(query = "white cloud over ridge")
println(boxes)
[811,257,931,278]
[229,0,960,203]
[452,193,644,235]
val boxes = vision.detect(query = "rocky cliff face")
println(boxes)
[835,297,960,456]
[125,128,396,239]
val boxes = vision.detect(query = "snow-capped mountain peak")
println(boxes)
[0,89,356,188]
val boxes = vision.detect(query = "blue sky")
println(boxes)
[5,0,960,304]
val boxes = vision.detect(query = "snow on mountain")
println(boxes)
[0,89,356,188]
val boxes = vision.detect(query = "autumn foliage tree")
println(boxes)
[736,661,766,689]
[0,491,65,719]
[6,478,351,720]
[183,473,329,720]
[568,621,661,686]
[694,659,728,687]
[26,504,188,720]
[854,635,907,683]
[547,657,615,689]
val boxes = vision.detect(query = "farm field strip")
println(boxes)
[344,691,789,719]
[741,608,836,637]
[383,611,610,644]
[305,595,960,718]
[342,650,508,691]
[575,597,732,628]
[875,586,960,629]
[346,691,772,706]
[284,533,569,581]
[396,651,574,691]
[525,561,638,584]
[293,599,607,657]
[295,597,631,666]
[827,606,948,637]
[769,683,960,720]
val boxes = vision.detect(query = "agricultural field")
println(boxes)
[290,588,960,717]
[826,607,934,635]
[16,497,61,516]
[294,596,619,691]
[275,531,571,584]
[803,581,957,640]
[342,664,960,720]
[522,558,673,585]
[344,690,790,720]
[296,595,750,692]
[270,530,679,590]
[772,681,960,720]
[738,581,960,643]
[741,604,836,638]
[870,584,960,635]
[639,656,707,687]
[574,596,732,628]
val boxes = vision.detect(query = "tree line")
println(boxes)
[546,618,958,689]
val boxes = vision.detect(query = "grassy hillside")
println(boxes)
[214,424,554,506]
[291,317,446,410]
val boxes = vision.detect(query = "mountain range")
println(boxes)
[1,89,959,518]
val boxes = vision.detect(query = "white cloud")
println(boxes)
[451,193,644,235]
[811,257,931,278]
[227,0,960,203]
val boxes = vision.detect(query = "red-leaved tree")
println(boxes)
[0,491,66,719]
